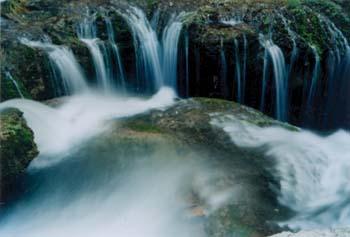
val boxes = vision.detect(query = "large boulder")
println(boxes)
[83,97,295,236]
[0,108,38,201]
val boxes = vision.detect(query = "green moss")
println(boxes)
[287,0,301,8]
[290,6,326,55]
[126,121,164,133]
[0,108,38,199]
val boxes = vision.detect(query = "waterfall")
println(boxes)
[105,17,127,91]
[77,17,111,91]
[5,71,24,98]
[306,46,320,112]
[119,7,185,92]
[319,15,350,127]
[234,38,242,103]
[162,14,185,89]
[20,38,88,95]
[119,7,163,91]
[259,34,288,121]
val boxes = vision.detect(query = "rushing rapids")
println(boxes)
[211,115,350,229]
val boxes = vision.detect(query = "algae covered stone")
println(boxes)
[0,108,38,200]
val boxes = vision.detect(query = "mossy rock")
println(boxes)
[0,108,38,201]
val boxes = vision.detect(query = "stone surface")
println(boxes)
[0,108,38,201]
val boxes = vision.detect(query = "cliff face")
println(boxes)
[0,108,38,201]
[1,0,349,128]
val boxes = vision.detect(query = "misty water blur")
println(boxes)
[211,114,350,230]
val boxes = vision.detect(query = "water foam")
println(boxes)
[211,114,350,229]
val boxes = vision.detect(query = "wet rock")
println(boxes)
[92,98,293,236]
[0,108,38,201]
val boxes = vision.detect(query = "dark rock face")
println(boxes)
[0,108,38,201]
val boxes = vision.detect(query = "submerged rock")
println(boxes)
[84,97,294,236]
[0,108,38,201]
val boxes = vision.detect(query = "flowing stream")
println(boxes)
[211,115,350,230]
[78,17,112,91]
[259,34,288,121]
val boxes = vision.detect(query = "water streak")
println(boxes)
[306,46,320,112]
[5,71,24,98]
[234,39,242,103]
[20,38,88,95]
[259,34,288,121]
[78,17,111,91]
[119,7,163,91]
[162,14,185,89]
[105,17,127,91]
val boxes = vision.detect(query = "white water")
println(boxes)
[211,115,350,230]
[78,17,111,91]
[5,71,24,98]
[0,88,175,162]
[0,90,239,237]
[119,7,185,91]
[120,7,163,91]
[0,150,234,237]
[20,39,88,95]
[259,34,288,121]
[162,14,185,89]
[220,16,243,26]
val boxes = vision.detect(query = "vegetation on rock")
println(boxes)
[0,108,38,201]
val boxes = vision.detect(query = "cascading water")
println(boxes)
[105,17,127,91]
[119,7,185,92]
[233,38,242,103]
[211,115,350,230]
[259,34,288,121]
[162,14,185,89]
[20,38,88,95]
[119,7,163,91]
[77,17,111,91]
[319,14,350,127]
[5,71,24,98]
